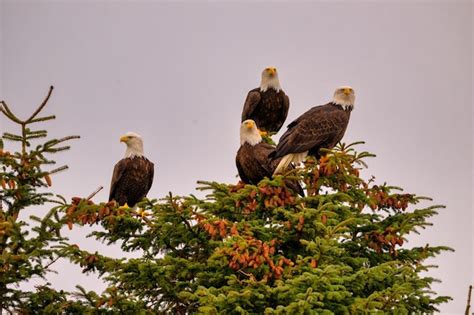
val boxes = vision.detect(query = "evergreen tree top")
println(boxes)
[0,87,457,314]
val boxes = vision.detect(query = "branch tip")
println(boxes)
[49,165,69,175]
[27,86,55,123]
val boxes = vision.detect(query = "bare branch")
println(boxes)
[238,269,255,280]
[86,186,104,200]
[466,285,472,315]
[44,255,62,271]
[26,86,54,123]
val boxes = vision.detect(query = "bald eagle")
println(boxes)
[241,67,290,135]
[272,86,355,174]
[236,120,304,196]
[109,132,154,207]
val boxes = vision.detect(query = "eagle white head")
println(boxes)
[240,120,262,146]
[332,86,355,110]
[260,67,281,93]
[120,131,144,158]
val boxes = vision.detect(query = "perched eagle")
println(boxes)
[241,67,290,135]
[109,132,154,207]
[272,86,355,174]
[236,120,304,196]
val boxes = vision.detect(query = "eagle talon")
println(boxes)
[136,208,144,217]
[259,130,268,137]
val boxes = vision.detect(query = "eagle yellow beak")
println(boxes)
[343,88,352,96]
[245,121,254,129]
[268,67,276,76]
[120,135,128,143]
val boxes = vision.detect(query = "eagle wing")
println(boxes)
[236,143,275,184]
[144,160,154,196]
[235,155,251,184]
[274,104,348,158]
[241,90,261,122]
[109,159,127,201]
[282,93,290,119]
[254,142,276,175]
[272,92,290,132]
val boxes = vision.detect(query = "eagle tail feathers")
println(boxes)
[273,151,308,175]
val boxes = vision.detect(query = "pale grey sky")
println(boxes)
[1,0,472,313]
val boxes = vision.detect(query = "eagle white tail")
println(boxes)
[273,151,308,175]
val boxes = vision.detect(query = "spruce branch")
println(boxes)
[44,145,71,153]
[44,135,81,147]
[29,115,56,124]
[26,133,47,140]
[2,133,24,142]
[26,86,54,123]
[0,101,23,124]
[48,165,69,174]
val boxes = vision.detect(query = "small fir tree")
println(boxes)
[0,87,79,312]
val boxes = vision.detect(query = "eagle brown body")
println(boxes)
[272,102,352,160]
[241,88,290,134]
[109,156,154,207]
[236,142,304,196]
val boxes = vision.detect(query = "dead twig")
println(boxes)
[465,285,472,315]
[86,186,103,201]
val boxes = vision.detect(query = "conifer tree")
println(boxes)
[0,87,79,312]
[1,88,454,313]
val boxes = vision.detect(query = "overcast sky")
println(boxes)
[1,1,472,313]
